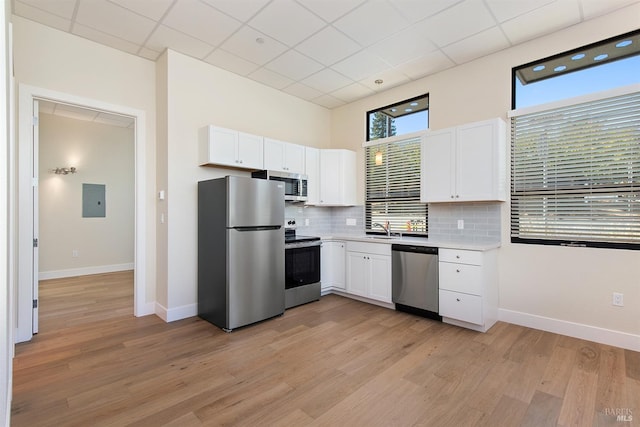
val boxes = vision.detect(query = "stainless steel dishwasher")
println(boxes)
[391,244,441,321]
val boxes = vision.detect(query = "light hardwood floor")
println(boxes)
[11,271,640,426]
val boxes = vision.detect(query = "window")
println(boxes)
[365,133,426,236]
[511,31,640,249]
[367,94,428,140]
[513,30,640,109]
[510,87,640,249]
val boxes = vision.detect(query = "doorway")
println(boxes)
[16,84,150,343]
[36,101,135,331]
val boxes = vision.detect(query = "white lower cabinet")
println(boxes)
[438,248,498,332]
[321,241,345,293]
[346,242,391,304]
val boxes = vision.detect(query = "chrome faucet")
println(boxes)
[372,222,390,236]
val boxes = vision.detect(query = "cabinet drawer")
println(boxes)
[346,241,391,256]
[439,248,482,265]
[439,290,482,325]
[439,262,483,295]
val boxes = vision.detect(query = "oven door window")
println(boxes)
[285,245,320,289]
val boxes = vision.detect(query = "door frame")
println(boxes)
[16,84,150,342]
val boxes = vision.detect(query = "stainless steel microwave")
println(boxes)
[251,170,308,202]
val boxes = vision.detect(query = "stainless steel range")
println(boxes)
[284,219,321,309]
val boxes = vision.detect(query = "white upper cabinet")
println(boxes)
[421,118,506,203]
[264,138,305,174]
[199,125,263,170]
[317,149,356,206]
[305,147,320,205]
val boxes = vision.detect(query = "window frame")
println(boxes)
[364,130,427,238]
[366,93,429,141]
[509,84,640,250]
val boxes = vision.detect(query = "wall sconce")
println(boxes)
[375,150,383,166]
[52,167,77,175]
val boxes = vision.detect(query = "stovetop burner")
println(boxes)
[285,228,320,244]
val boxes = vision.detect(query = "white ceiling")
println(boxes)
[38,100,135,128]
[12,0,640,109]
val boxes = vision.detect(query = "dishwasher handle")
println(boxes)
[391,244,438,255]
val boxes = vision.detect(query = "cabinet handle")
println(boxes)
[456,298,461,302]
[239,160,243,164]
[451,195,454,199]
[456,255,460,259]
[455,195,459,198]
[456,269,460,273]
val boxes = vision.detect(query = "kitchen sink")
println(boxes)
[365,235,398,240]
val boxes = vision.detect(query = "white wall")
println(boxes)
[38,113,134,278]
[12,16,157,304]
[331,4,640,347]
[156,50,331,319]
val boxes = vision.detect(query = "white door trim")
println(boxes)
[16,84,150,343]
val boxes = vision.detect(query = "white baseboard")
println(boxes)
[499,308,640,352]
[155,302,197,323]
[136,301,156,317]
[39,263,134,280]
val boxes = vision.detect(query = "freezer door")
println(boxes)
[227,227,285,329]
[227,176,285,227]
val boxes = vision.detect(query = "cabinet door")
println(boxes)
[263,138,285,172]
[319,150,341,204]
[237,132,264,169]
[200,126,238,166]
[284,143,305,174]
[421,128,455,202]
[368,254,391,303]
[305,147,320,205]
[346,251,368,297]
[321,241,346,291]
[456,121,498,201]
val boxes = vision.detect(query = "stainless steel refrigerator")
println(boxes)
[198,176,285,331]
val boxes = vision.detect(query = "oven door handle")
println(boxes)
[285,241,322,249]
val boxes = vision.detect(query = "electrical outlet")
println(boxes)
[72,249,79,258]
[457,219,464,230]
[612,292,624,307]
[305,218,310,226]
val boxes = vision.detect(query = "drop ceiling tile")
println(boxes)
[55,103,100,121]
[94,113,135,128]
[38,100,55,114]
[146,25,215,59]
[201,0,271,22]
[162,0,242,47]
[110,0,174,21]
[368,20,438,66]
[333,1,410,47]
[248,0,327,47]
[359,68,410,91]
[301,68,353,93]
[442,26,510,64]
[397,50,455,79]
[13,1,72,32]
[204,49,260,76]
[422,0,496,47]
[73,23,142,55]
[15,0,77,19]
[500,0,581,45]
[331,82,375,102]
[391,0,465,23]
[295,26,362,66]
[332,50,390,81]
[248,67,294,90]
[220,26,288,65]
[312,94,345,109]
[282,82,324,101]
[485,0,556,23]
[75,0,156,45]
[296,0,366,23]
[265,50,324,81]
[580,0,639,19]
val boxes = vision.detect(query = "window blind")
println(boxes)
[365,135,427,235]
[510,89,640,247]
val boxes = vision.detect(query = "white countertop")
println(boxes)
[319,234,501,251]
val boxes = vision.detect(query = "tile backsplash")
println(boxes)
[285,202,501,244]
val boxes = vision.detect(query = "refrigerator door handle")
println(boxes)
[231,225,282,232]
